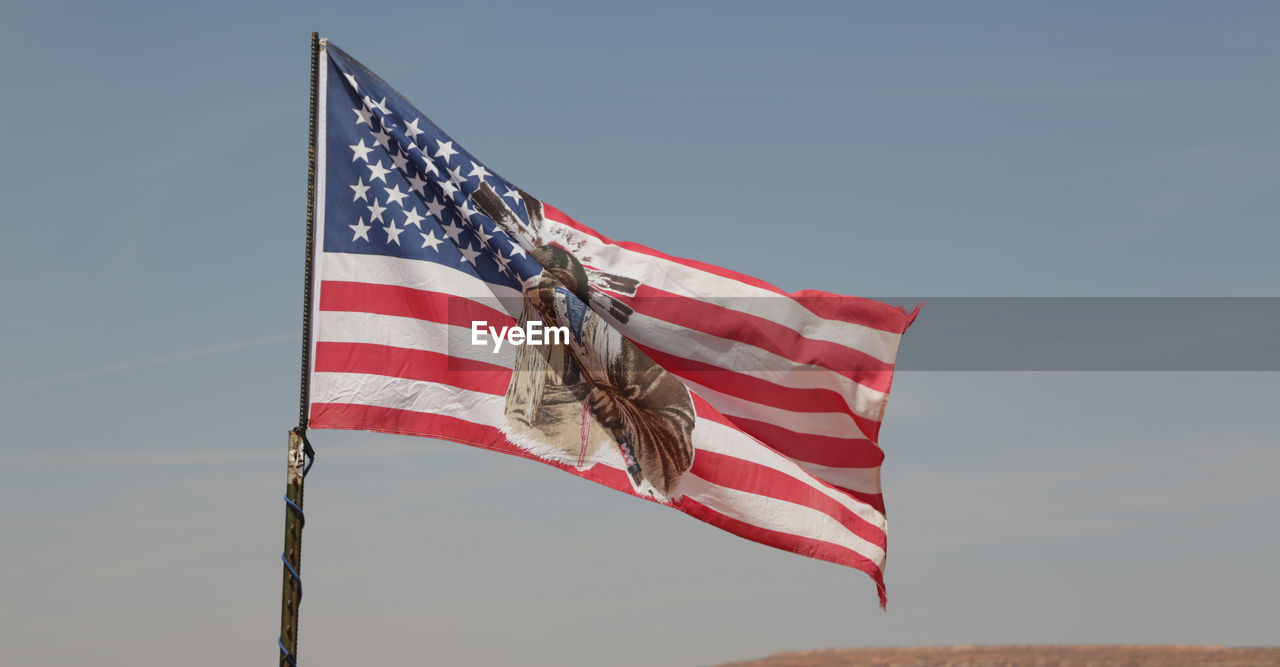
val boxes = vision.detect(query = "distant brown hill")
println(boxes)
[717,645,1280,666]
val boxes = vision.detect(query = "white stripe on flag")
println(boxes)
[310,371,507,423]
[683,379,869,440]
[792,461,883,495]
[316,311,519,369]
[320,251,522,303]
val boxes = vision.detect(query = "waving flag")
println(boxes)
[306,40,916,605]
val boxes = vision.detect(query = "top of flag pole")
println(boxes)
[296,31,321,433]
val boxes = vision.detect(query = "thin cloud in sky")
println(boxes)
[0,332,296,392]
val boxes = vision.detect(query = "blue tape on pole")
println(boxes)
[278,439,314,665]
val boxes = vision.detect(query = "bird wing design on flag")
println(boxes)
[473,182,695,498]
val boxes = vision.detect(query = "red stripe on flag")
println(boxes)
[636,344,864,415]
[319,281,514,329]
[676,495,887,607]
[310,402,508,448]
[837,488,886,515]
[542,204,788,296]
[791,290,916,334]
[314,342,511,395]
[728,417,885,469]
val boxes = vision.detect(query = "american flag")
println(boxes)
[307,40,916,606]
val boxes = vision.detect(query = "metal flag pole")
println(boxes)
[279,31,321,667]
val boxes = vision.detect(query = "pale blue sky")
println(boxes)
[1,2,1277,665]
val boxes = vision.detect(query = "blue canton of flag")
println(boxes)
[321,44,539,290]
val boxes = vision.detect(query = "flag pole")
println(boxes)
[279,31,321,667]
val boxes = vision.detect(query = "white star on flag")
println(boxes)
[433,139,458,163]
[424,196,446,220]
[419,229,443,251]
[350,178,371,202]
[363,95,390,115]
[390,149,410,172]
[384,222,405,245]
[401,207,425,228]
[494,248,513,275]
[348,217,371,242]
[403,117,424,140]
[349,139,374,162]
[458,242,482,267]
[441,218,465,242]
[367,198,387,223]
[407,174,429,197]
[383,184,410,207]
[365,160,392,183]
[447,165,468,190]
[456,198,477,220]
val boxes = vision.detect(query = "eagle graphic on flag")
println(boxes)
[307,40,916,606]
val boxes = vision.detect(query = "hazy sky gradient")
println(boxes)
[1,2,1277,665]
